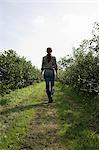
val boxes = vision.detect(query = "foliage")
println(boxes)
[58,22,99,96]
[0,50,41,96]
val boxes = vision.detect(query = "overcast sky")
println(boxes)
[0,0,99,69]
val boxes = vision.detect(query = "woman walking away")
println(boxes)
[41,47,57,103]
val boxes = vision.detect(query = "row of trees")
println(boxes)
[0,50,41,96]
[58,22,99,96]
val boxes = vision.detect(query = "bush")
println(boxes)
[0,50,42,96]
[58,22,99,96]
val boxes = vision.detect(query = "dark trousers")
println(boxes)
[44,69,55,98]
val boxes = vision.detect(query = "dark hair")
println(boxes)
[47,47,52,53]
[46,47,52,63]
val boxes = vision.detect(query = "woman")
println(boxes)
[41,47,57,103]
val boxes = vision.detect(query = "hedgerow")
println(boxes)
[58,22,99,96]
[0,50,41,96]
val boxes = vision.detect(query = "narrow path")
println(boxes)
[1,82,98,149]
[20,95,65,150]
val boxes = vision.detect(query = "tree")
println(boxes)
[58,22,99,96]
[0,50,42,96]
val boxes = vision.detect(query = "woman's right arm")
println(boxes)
[53,57,57,73]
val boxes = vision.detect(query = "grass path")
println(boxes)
[0,82,99,150]
[0,82,46,150]
[20,96,64,150]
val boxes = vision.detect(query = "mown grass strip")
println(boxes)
[54,82,99,150]
[0,82,45,150]
[0,83,42,107]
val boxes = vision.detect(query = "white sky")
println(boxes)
[0,0,99,69]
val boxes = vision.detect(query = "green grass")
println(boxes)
[0,82,45,150]
[0,81,99,150]
[54,82,99,150]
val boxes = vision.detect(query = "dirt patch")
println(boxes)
[19,96,65,150]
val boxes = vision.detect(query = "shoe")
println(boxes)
[48,96,53,103]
